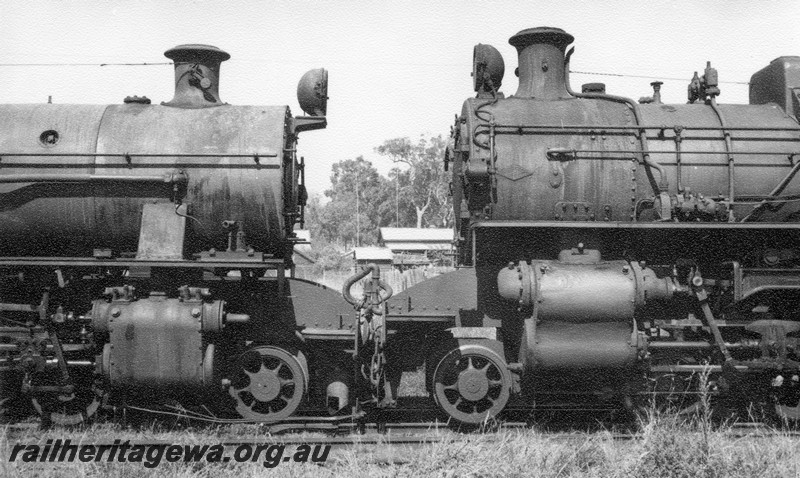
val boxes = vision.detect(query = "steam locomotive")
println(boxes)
[382,26,800,424]
[0,44,363,425]
[4,27,800,427]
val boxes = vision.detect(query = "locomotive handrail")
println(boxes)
[563,47,668,193]
[0,172,187,184]
[708,97,736,219]
[480,148,800,157]
[473,124,800,132]
[0,152,282,169]
[0,152,278,157]
[0,163,280,169]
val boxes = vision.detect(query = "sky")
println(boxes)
[3,0,800,197]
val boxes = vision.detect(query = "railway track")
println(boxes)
[6,419,799,447]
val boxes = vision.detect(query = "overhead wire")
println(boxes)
[0,61,753,85]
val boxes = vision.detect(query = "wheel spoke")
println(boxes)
[245,364,268,380]
[230,347,306,422]
[433,346,511,425]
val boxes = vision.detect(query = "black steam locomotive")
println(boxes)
[3,27,800,427]
[0,44,360,425]
[383,26,800,424]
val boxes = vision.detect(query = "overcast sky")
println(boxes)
[3,1,800,196]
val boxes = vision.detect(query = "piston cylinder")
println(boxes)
[497,257,679,321]
[498,252,680,373]
[92,294,224,390]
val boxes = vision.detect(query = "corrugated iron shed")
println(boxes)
[348,246,394,262]
[379,227,453,252]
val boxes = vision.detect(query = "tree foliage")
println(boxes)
[305,136,452,256]
[307,156,391,248]
[376,135,452,228]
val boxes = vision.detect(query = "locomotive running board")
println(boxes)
[469,220,800,265]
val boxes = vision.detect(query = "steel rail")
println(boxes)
[7,424,796,447]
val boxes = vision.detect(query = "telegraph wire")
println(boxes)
[0,61,752,85]
[570,70,750,85]
[0,62,172,67]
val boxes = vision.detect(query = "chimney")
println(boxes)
[163,44,230,108]
[508,27,574,99]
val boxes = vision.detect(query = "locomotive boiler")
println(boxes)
[0,44,370,425]
[378,26,800,424]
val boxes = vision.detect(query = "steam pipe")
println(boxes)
[709,96,735,220]
[741,156,800,222]
[342,263,393,309]
[564,47,669,193]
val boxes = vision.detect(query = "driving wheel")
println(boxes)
[433,344,511,425]
[31,374,106,426]
[228,346,307,422]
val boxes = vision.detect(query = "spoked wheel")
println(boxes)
[31,375,106,426]
[228,346,307,422]
[771,374,800,425]
[433,344,511,425]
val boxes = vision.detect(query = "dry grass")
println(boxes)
[4,370,800,477]
[4,413,800,478]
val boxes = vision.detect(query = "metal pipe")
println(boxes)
[674,126,684,192]
[0,163,279,170]
[0,173,186,184]
[224,313,250,324]
[489,118,497,204]
[0,152,277,157]
[647,341,746,349]
[709,97,735,220]
[470,124,800,132]
[46,359,94,366]
[454,146,800,157]
[649,364,749,373]
[0,303,37,312]
[342,263,392,308]
[741,157,800,222]
[564,47,668,192]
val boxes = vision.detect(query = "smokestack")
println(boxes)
[508,27,574,99]
[163,44,230,108]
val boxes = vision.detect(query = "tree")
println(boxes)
[316,156,392,247]
[375,135,452,228]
